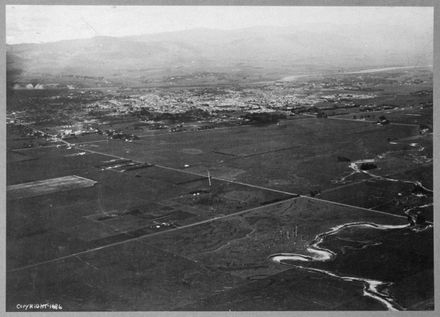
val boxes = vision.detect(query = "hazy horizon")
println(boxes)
[7,5,433,86]
[6,5,433,45]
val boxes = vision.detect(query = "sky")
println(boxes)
[6,5,433,44]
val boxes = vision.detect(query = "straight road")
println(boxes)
[9,196,300,273]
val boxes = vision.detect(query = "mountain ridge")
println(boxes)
[7,25,432,87]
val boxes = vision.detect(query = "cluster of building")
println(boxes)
[8,70,433,141]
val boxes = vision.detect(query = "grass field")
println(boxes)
[6,145,292,270]
[75,117,419,196]
[8,175,97,199]
[6,106,433,311]
[8,196,432,311]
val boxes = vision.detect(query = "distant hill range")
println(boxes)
[7,24,433,87]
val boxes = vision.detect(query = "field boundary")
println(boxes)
[8,196,301,273]
[302,195,408,220]
[7,122,428,274]
[9,191,419,274]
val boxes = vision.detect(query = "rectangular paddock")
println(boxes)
[7,175,97,200]
[7,151,36,163]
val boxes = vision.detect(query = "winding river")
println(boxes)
[268,221,432,310]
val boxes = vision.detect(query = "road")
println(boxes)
[8,116,428,274]
[9,196,300,273]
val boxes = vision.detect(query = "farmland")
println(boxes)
[6,67,433,311]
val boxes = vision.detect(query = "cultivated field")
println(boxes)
[6,69,433,311]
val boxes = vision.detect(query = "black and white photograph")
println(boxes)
[4,1,436,312]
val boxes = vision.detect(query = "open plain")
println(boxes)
[6,65,433,311]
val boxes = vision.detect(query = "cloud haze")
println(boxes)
[6,5,433,44]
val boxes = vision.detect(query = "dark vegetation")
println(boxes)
[6,67,433,311]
